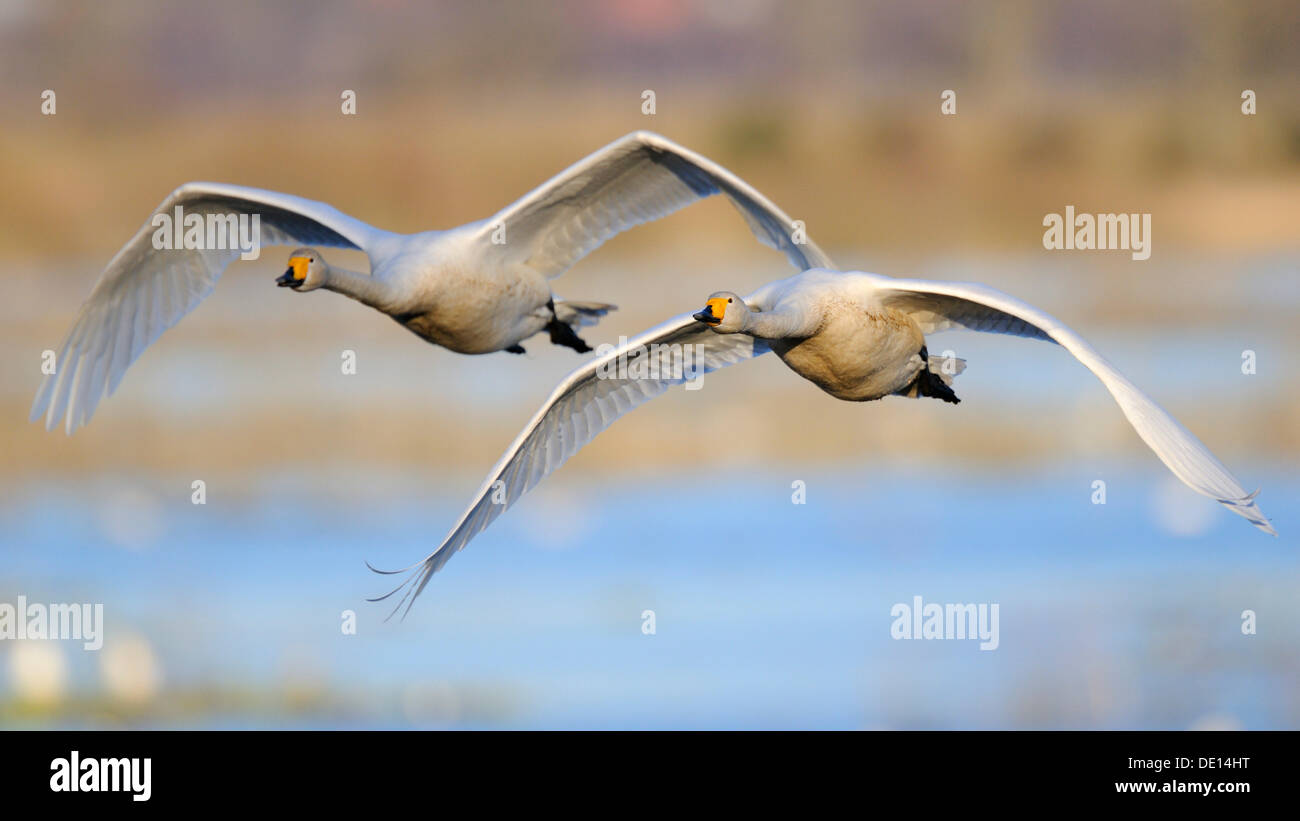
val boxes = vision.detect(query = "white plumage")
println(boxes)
[375,268,1275,617]
[32,131,832,433]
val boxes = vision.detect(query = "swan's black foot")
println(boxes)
[915,369,961,404]
[914,345,960,404]
[505,344,526,355]
[546,319,593,353]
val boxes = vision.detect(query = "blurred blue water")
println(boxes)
[2,463,1295,729]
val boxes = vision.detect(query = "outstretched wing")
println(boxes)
[32,182,392,433]
[371,313,769,618]
[866,273,1276,535]
[477,130,834,277]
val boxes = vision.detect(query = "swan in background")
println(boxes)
[374,267,1276,617]
[32,131,833,433]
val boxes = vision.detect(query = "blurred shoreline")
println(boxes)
[2,92,1298,259]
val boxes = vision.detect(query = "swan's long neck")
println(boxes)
[739,304,817,340]
[322,265,396,312]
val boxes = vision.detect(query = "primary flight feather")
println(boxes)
[32,131,833,433]
[374,267,1275,617]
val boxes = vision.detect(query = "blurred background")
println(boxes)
[0,0,1296,728]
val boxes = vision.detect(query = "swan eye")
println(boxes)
[727,298,733,303]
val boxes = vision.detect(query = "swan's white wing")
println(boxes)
[32,182,392,433]
[866,274,1276,535]
[477,130,834,277]
[372,313,769,617]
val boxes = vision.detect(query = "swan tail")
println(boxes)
[552,299,617,329]
[926,354,966,387]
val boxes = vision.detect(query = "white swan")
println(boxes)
[32,131,833,433]
[374,267,1276,616]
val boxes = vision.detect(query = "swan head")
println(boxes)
[276,248,327,292]
[692,291,747,333]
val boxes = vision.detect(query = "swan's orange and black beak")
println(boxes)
[276,256,309,288]
[692,297,726,326]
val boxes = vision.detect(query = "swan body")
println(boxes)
[745,271,930,401]
[375,267,1275,616]
[33,131,833,433]
[366,226,559,354]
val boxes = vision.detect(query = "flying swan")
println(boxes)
[31,131,833,433]
[374,267,1276,616]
